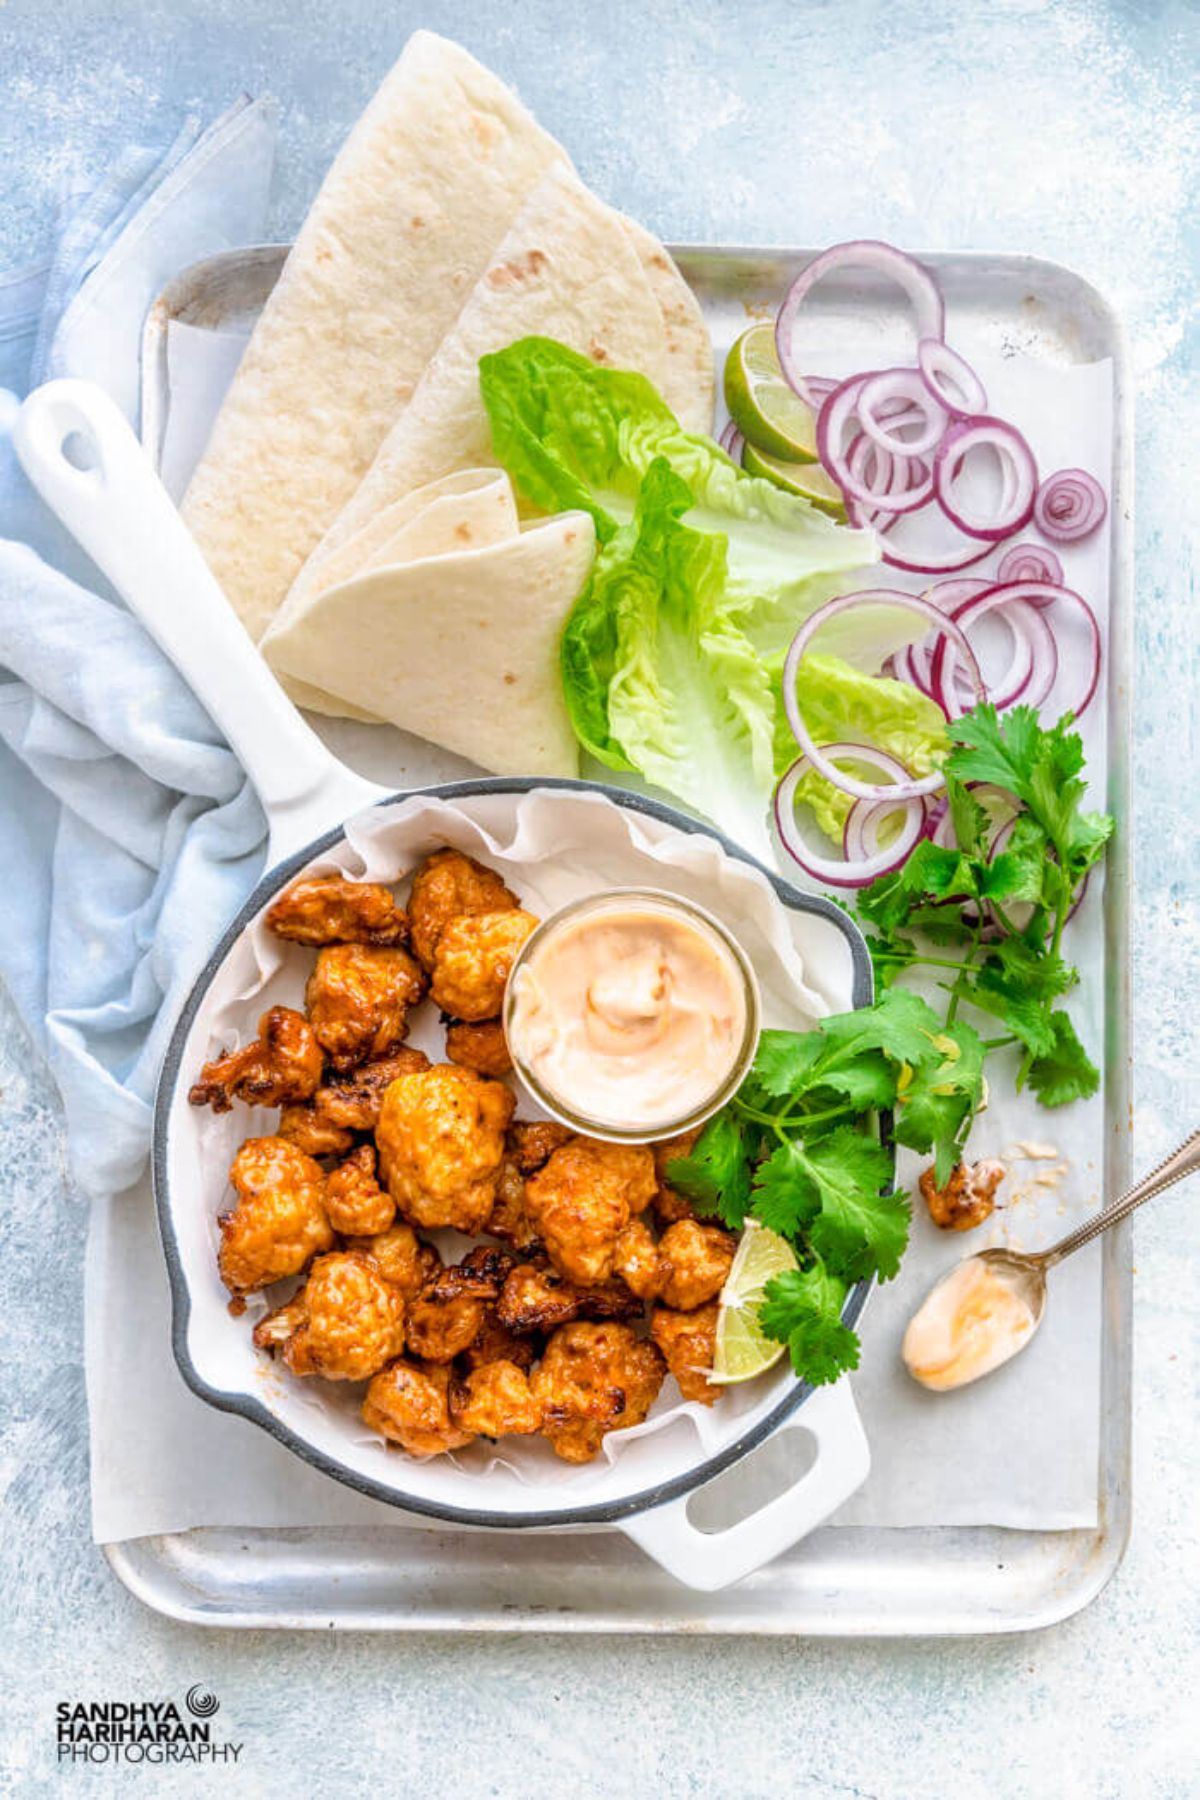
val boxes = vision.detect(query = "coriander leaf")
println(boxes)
[666,1111,752,1228]
[983,936,1077,1001]
[799,1125,911,1282]
[1025,1010,1101,1107]
[944,770,990,860]
[817,986,944,1067]
[978,813,1049,907]
[749,1028,826,1101]
[807,1049,896,1110]
[758,1260,860,1386]
[946,701,1043,796]
[959,977,1057,1057]
[749,1140,821,1238]
[893,1017,985,1181]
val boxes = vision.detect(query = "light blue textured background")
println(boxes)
[1,2,1197,1796]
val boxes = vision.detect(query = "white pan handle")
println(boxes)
[13,378,387,857]
[620,1379,869,1592]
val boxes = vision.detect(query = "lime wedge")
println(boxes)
[711,1222,798,1384]
[724,322,818,462]
[742,442,848,518]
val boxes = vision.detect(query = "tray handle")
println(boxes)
[620,1380,869,1592]
[13,378,385,858]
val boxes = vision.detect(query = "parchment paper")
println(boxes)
[84,327,1112,1541]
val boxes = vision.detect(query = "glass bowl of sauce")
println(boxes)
[503,888,761,1143]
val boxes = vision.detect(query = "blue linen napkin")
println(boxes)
[0,98,278,1199]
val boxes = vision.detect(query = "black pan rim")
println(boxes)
[153,776,876,1531]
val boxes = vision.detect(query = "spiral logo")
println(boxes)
[185,1685,219,1719]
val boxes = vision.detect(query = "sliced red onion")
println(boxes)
[775,240,945,412]
[858,368,949,458]
[843,430,934,515]
[933,416,1038,542]
[973,580,1101,716]
[1034,467,1108,542]
[853,500,996,573]
[718,418,745,461]
[803,376,838,406]
[917,338,987,415]
[775,745,927,887]
[845,792,931,861]
[782,591,985,804]
[996,542,1064,588]
[932,589,1059,713]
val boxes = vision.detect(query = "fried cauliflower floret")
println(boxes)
[460,1307,537,1373]
[651,1130,700,1224]
[449,1360,542,1438]
[376,1064,514,1233]
[266,877,409,947]
[532,1322,665,1464]
[305,943,425,1072]
[508,1119,574,1174]
[404,1244,516,1362]
[189,1006,323,1113]
[312,1047,431,1131]
[445,1017,513,1077]
[323,1143,395,1236]
[496,1259,643,1334]
[612,1217,665,1301]
[920,1158,1005,1231]
[217,1136,333,1295]
[650,1302,720,1405]
[276,1103,355,1159]
[484,1157,541,1250]
[657,1219,737,1311]
[347,1222,439,1298]
[429,908,539,1022]
[362,1358,474,1456]
[524,1137,657,1286]
[408,848,519,972]
[253,1251,405,1381]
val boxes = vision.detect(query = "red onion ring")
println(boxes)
[843,430,934,515]
[853,500,996,573]
[775,744,928,886]
[782,590,985,802]
[1034,467,1108,542]
[858,368,949,458]
[775,240,945,413]
[929,589,1058,713]
[917,337,987,415]
[968,581,1101,716]
[996,542,1064,588]
[718,419,745,461]
[933,416,1038,541]
[844,792,930,861]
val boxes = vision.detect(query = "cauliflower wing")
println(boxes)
[312,1047,431,1131]
[429,909,539,1022]
[445,1017,513,1077]
[408,848,519,972]
[657,1219,737,1311]
[612,1217,665,1301]
[217,1136,333,1294]
[496,1259,642,1334]
[403,1245,516,1361]
[650,1302,720,1405]
[266,876,409,947]
[376,1064,514,1233]
[524,1137,657,1286]
[484,1157,541,1250]
[920,1158,1005,1231]
[347,1221,440,1298]
[362,1358,474,1456]
[508,1119,574,1173]
[190,1006,323,1113]
[305,944,425,1072]
[253,1250,405,1381]
[532,1321,665,1464]
[449,1360,542,1437]
[323,1143,395,1236]
[276,1103,355,1159]
[460,1307,537,1373]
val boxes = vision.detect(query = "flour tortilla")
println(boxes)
[265,510,595,777]
[620,217,715,434]
[180,32,565,643]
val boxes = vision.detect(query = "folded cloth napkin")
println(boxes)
[0,97,277,1199]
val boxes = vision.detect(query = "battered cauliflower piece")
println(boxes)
[266,877,409,947]
[920,1158,1006,1232]
[657,1219,737,1311]
[651,1130,700,1225]
[612,1217,665,1301]
[189,1006,323,1113]
[276,1103,355,1159]
[650,1302,721,1405]
[312,1047,431,1131]
[532,1321,666,1464]
[408,848,519,972]
[449,1360,542,1438]
[305,944,425,1072]
[362,1358,474,1456]
[496,1259,642,1334]
[445,1017,513,1077]
[508,1120,573,1174]
[217,1136,333,1295]
[460,1307,537,1374]
[524,1137,657,1286]
[429,909,539,1022]
[347,1221,439,1298]
[484,1157,541,1250]
[323,1143,395,1236]
[405,1245,514,1365]
[253,1251,405,1381]
[376,1064,514,1233]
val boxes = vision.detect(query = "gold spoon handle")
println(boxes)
[1039,1128,1200,1269]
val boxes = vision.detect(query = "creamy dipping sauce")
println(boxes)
[505,894,755,1135]
[902,1256,1039,1391]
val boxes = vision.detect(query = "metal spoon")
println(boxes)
[905,1127,1200,1389]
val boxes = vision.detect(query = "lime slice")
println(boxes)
[711,1222,798,1384]
[724,322,819,462]
[742,442,848,518]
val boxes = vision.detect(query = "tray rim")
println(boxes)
[112,239,1133,1635]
